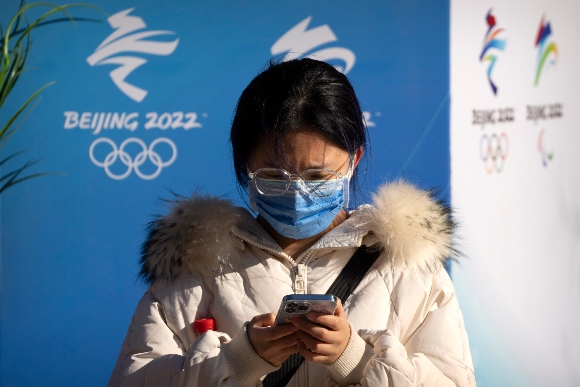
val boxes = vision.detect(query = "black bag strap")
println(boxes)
[325,244,382,302]
[262,244,381,387]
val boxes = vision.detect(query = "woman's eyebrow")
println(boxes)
[303,164,325,169]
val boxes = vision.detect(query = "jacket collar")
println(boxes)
[230,204,375,256]
[139,181,458,285]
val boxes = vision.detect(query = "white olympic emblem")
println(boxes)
[479,132,509,174]
[89,137,177,180]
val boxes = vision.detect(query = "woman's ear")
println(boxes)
[353,146,364,169]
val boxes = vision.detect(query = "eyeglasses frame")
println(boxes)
[247,165,351,197]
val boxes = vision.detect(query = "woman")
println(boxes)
[108,58,476,386]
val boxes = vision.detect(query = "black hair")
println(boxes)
[230,58,368,197]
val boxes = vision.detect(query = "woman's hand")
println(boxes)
[292,298,350,364]
[247,313,299,366]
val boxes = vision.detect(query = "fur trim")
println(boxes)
[139,181,457,284]
[369,180,457,271]
[139,194,242,285]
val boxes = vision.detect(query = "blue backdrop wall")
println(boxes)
[0,1,450,385]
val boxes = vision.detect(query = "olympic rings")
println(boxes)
[479,132,509,174]
[89,137,177,180]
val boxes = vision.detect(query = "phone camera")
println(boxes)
[284,301,311,314]
[285,302,298,313]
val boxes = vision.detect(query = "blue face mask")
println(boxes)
[248,176,350,240]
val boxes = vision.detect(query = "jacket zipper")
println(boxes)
[232,231,324,386]
[230,230,319,295]
[230,229,296,266]
[295,250,318,385]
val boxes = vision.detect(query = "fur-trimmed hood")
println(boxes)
[139,181,457,285]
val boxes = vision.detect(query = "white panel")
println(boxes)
[450,1,580,385]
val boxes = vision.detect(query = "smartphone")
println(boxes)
[274,294,337,325]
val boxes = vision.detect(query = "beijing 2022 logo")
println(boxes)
[534,15,558,86]
[271,16,356,75]
[76,8,189,181]
[269,17,385,126]
[480,9,506,95]
[87,8,179,102]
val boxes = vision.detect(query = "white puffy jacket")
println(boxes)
[108,181,476,386]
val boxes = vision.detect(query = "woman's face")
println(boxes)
[247,129,361,176]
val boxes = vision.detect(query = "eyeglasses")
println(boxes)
[248,167,350,197]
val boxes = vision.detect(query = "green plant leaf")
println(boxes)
[1,17,100,51]
[0,94,42,151]
[0,156,38,193]
[0,81,53,141]
[0,150,26,168]
[0,1,103,193]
